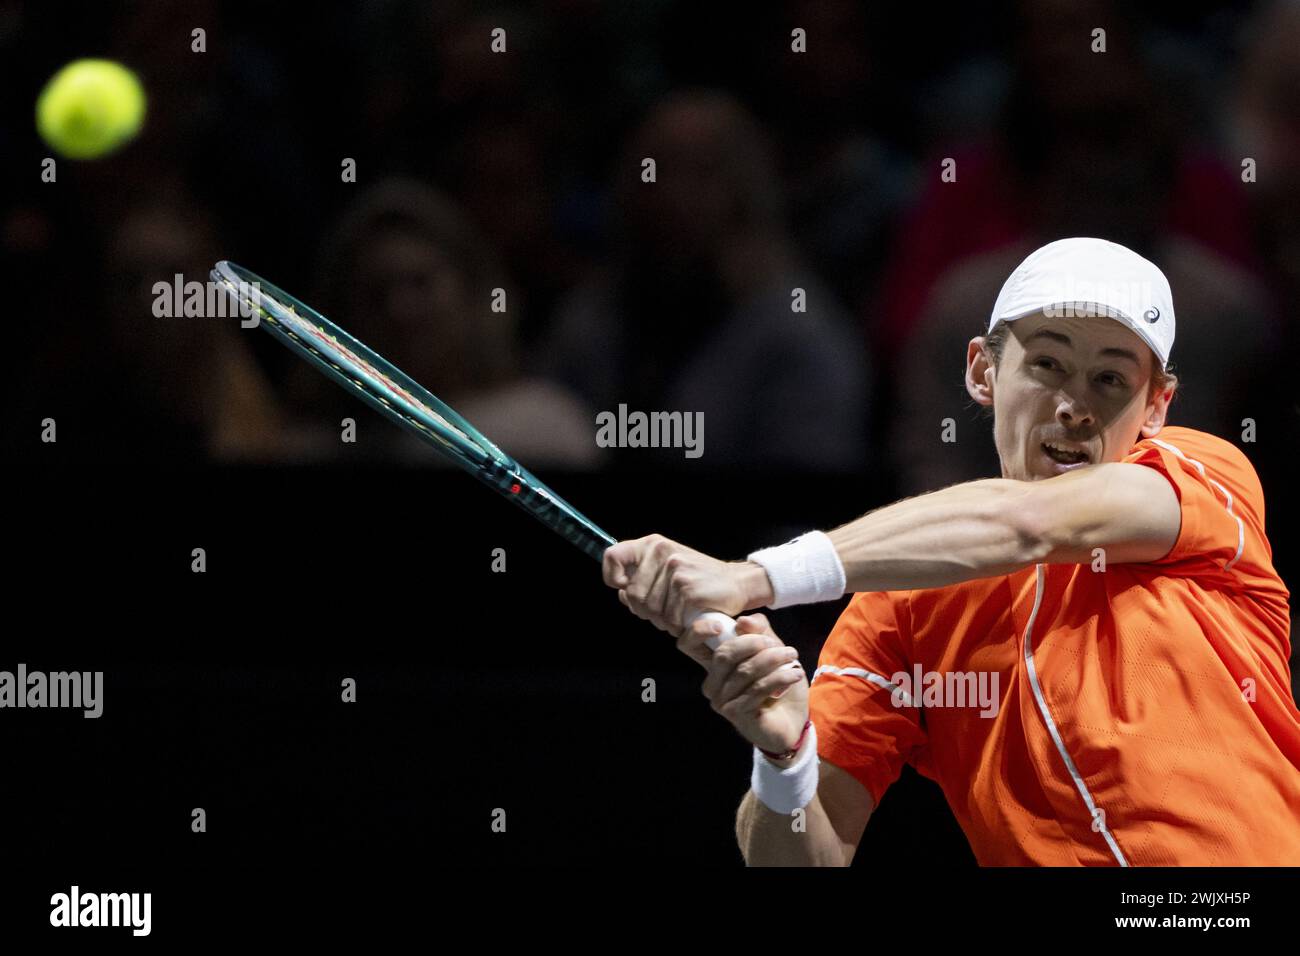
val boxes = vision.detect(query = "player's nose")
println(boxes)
[1055,394,1095,427]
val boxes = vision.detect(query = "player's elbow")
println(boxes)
[1013,481,1093,565]
[979,479,1057,566]
[1015,496,1075,563]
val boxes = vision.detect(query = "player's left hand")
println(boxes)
[602,534,771,636]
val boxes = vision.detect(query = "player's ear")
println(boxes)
[966,337,995,408]
[1139,375,1175,438]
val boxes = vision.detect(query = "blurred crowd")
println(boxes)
[4,0,1299,489]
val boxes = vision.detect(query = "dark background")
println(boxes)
[2,0,1298,904]
[5,466,967,868]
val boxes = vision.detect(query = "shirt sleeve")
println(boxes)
[808,590,927,808]
[1123,427,1282,599]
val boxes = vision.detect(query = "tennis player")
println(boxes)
[603,237,1300,865]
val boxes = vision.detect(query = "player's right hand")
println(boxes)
[681,613,809,756]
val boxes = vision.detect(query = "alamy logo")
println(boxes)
[0,664,103,717]
[152,273,262,327]
[595,404,703,459]
[1039,277,1159,321]
[50,885,151,936]
[889,664,1000,718]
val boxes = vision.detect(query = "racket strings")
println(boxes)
[221,270,490,459]
[212,261,613,561]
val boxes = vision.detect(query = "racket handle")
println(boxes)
[685,610,738,651]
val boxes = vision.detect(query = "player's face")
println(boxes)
[970,312,1171,481]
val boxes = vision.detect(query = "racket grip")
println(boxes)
[685,610,738,651]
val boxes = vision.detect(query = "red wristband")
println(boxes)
[758,719,813,761]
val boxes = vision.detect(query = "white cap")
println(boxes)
[989,237,1175,369]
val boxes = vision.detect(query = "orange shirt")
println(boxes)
[810,426,1300,865]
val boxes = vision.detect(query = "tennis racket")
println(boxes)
[210,260,738,648]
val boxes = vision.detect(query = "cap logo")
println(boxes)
[1142,307,1161,323]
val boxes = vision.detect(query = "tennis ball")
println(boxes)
[36,59,146,160]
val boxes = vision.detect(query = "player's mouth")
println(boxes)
[1041,440,1092,472]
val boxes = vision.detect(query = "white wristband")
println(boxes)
[751,722,819,814]
[747,530,846,609]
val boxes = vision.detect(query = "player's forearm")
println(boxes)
[736,787,848,866]
[826,478,1047,592]
[736,478,1047,603]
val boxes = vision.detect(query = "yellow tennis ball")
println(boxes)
[36,59,146,160]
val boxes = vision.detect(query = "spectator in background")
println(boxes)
[755,0,916,319]
[884,0,1279,494]
[18,191,286,462]
[445,112,595,348]
[350,1,599,347]
[1230,0,1300,576]
[1234,0,1300,310]
[291,177,601,469]
[873,0,1261,366]
[538,89,871,472]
